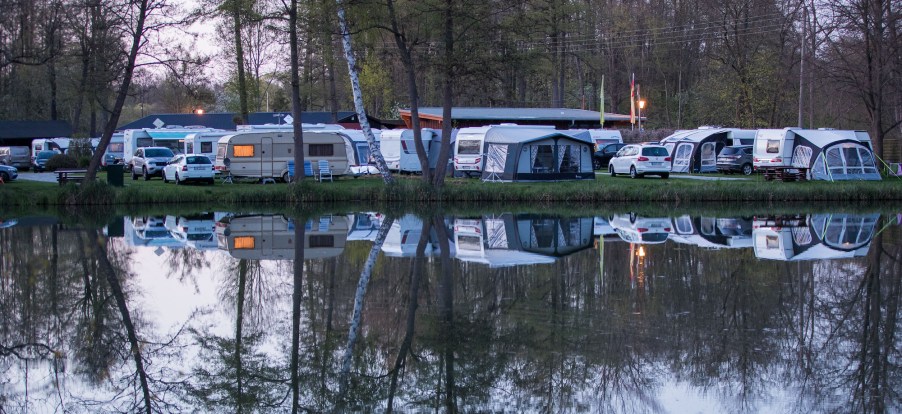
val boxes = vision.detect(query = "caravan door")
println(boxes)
[261,138,273,177]
[672,143,693,173]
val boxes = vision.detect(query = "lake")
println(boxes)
[1,208,900,413]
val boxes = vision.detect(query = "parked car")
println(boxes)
[130,147,175,180]
[592,143,626,170]
[0,146,31,170]
[609,144,671,179]
[716,145,753,175]
[31,150,60,172]
[162,154,215,185]
[0,164,18,182]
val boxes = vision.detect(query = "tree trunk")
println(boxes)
[85,0,151,181]
[289,0,305,182]
[233,0,249,124]
[336,1,393,184]
[432,0,454,187]
[289,216,305,414]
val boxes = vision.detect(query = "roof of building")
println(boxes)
[0,120,73,139]
[402,107,633,122]
[117,111,364,131]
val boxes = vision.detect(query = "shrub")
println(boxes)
[45,154,78,171]
[78,156,92,168]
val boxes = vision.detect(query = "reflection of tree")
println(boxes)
[185,258,283,412]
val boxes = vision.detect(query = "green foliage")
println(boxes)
[45,154,78,171]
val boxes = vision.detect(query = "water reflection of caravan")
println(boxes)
[346,213,384,241]
[452,216,556,267]
[165,213,217,250]
[216,214,348,260]
[609,214,673,244]
[669,216,753,249]
[753,214,878,261]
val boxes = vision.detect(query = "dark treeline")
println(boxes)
[1,0,899,157]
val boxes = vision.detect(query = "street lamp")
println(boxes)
[194,108,205,115]
[638,99,646,131]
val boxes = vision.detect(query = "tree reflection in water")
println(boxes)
[0,211,899,412]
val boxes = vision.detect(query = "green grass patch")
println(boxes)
[2,172,902,209]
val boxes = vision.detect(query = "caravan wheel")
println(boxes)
[282,171,292,183]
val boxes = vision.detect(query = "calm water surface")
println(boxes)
[1,209,900,413]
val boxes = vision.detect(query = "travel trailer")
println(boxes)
[184,131,232,162]
[214,130,350,182]
[123,127,220,165]
[101,133,125,166]
[454,125,555,176]
[215,214,348,260]
[752,128,880,180]
[380,129,438,173]
[660,128,755,173]
[31,138,70,156]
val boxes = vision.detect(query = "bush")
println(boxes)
[77,156,92,168]
[45,154,78,171]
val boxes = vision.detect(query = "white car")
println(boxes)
[609,144,671,179]
[163,154,215,185]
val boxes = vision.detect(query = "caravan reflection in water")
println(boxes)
[753,214,878,261]
[215,214,349,260]
[452,214,594,266]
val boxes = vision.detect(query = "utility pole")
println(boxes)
[798,5,806,128]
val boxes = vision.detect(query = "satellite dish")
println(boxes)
[223,157,231,167]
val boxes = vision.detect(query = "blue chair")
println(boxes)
[317,160,333,182]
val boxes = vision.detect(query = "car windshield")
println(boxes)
[145,148,174,158]
[37,151,56,159]
[186,156,211,165]
[641,147,668,156]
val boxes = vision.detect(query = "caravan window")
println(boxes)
[217,143,227,159]
[234,145,254,157]
[108,143,123,152]
[309,144,333,156]
[309,235,334,248]
[201,142,213,153]
[766,140,780,153]
[137,138,153,148]
[458,140,481,155]
[186,143,194,154]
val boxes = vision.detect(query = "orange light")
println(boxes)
[233,145,254,157]
[233,236,255,249]
[195,109,205,115]
[637,246,646,257]
[638,100,646,109]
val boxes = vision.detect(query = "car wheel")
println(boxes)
[609,165,616,177]
[175,173,182,185]
[282,171,292,183]
[661,173,669,179]
[742,163,753,176]
[143,167,150,181]
[131,167,138,180]
[630,166,640,179]
[0,172,8,182]
[593,159,602,170]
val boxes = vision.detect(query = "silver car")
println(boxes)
[130,147,175,180]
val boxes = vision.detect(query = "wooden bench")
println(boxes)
[762,167,808,182]
[55,169,89,186]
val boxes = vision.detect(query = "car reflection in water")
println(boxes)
[164,213,218,250]
[215,214,349,260]
[126,216,183,248]
[453,214,594,267]
[753,213,879,261]
[609,213,673,244]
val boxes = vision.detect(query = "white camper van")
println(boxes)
[214,130,350,182]
[454,125,555,176]
[380,129,438,173]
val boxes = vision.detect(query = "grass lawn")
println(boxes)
[2,170,902,208]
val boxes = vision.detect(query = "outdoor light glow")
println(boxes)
[195,109,205,115]
[638,100,646,109]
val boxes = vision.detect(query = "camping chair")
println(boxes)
[317,160,333,182]
[303,161,315,179]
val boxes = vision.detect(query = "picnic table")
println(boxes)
[762,166,808,182]
[55,169,89,186]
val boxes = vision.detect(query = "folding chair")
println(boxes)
[317,160,333,182]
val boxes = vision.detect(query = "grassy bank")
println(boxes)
[2,172,902,207]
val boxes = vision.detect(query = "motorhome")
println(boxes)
[215,214,348,260]
[214,130,350,181]
[380,129,438,173]
[0,146,31,169]
[123,127,220,165]
[31,138,70,156]
[454,125,555,176]
[753,128,880,180]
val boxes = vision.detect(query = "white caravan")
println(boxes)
[214,130,350,181]
[31,138,70,155]
[380,129,438,173]
[184,131,232,162]
[454,124,555,176]
[101,133,125,166]
[215,214,348,260]
[123,127,220,165]
[753,128,879,180]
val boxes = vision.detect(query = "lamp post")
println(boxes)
[638,99,646,131]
